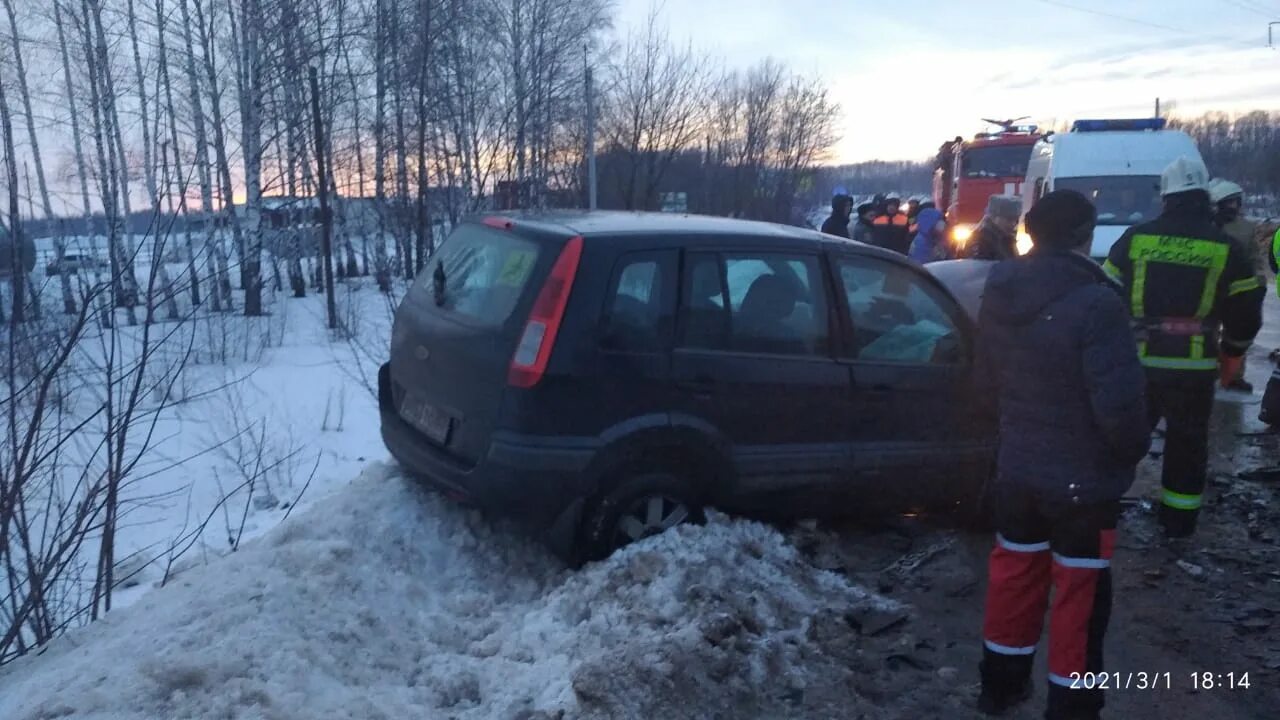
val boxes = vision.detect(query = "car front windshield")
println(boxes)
[1054,175,1162,226]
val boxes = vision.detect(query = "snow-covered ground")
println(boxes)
[5,239,397,628]
[100,279,393,609]
[0,462,952,720]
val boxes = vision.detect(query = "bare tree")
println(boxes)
[235,0,266,316]
[192,0,237,310]
[79,0,138,325]
[155,0,203,307]
[3,0,75,316]
[371,0,391,291]
[602,8,713,210]
[178,0,223,312]
[0,51,27,323]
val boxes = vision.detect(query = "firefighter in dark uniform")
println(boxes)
[1103,157,1264,539]
[1261,227,1280,426]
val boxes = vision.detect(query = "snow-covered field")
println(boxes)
[97,279,393,610]
[3,239,396,637]
[0,462,956,720]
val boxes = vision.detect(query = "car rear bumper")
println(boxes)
[377,363,597,543]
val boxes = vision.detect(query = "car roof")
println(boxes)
[472,210,903,260]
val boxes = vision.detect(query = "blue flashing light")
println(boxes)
[1071,118,1167,133]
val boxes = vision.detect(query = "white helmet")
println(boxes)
[1208,178,1244,204]
[1160,156,1210,197]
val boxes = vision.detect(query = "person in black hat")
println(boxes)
[976,190,1150,720]
[821,193,854,238]
[851,202,877,244]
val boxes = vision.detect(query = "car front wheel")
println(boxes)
[580,472,705,562]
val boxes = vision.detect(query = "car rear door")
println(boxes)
[669,246,850,516]
[831,251,991,511]
[389,222,558,466]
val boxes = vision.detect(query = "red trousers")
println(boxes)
[981,484,1118,717]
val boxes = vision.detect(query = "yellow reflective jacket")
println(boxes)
[1104,202,1264,375]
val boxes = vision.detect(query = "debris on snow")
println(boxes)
[1176,559,1206,578]
[0,463,953,720]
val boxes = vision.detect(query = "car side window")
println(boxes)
[837,256,965,365]
[680,251,828,356]
[602,251,675,352]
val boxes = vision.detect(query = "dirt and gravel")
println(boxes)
[792,341,1280,720]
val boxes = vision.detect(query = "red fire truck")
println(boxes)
[933,118,1041,250]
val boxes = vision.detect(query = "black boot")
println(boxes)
[978,651,1034,716]
[1260,371,1280,426]
[978,681,1032,715]
[1047,679,1103,720]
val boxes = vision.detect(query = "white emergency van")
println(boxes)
[1020,118,1206,259]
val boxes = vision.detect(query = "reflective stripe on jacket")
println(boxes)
[1273,228,1280,297]
[1104,204,1264,374]
[870,212,912,254]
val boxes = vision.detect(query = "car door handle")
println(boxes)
[863,384,894,400]
[678,376,717,398]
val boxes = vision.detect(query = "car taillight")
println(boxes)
[508,236,583,388]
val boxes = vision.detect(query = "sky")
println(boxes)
[615,0,1280,163]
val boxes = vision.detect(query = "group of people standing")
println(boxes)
[821,193,926,257]
[820,191,1024,263]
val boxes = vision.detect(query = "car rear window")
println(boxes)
[426,224,541,327]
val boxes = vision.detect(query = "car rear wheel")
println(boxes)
[580,472,705,562]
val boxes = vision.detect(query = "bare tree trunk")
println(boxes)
[236,0,265,316]
[391,0,412,279]
[81,0,136,325]
[0,57,26,324]
[511,0,526,206]
[4,0,74,315]
[156,0,201,307]
[373,0,391,292]
[157,142,180,320]
[125,0,157,206]
[192,0,237,310]
[414,0,434,270]
[54,0,109,325]
[178,0,222,313]
[91,0,143,322]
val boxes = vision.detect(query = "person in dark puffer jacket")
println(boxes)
[975,190,1150,720]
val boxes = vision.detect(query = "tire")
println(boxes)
[579,472,705,562]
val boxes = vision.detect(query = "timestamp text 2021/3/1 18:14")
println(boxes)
[1069,672,1251,691]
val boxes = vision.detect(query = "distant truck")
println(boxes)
[1021,117,1204,259]
[933,119,1041,251]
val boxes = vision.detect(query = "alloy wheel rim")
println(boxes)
[615,494,690,544]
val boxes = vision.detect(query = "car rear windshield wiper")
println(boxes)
[432,262,447,307]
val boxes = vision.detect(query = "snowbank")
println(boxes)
[0,463,949,720]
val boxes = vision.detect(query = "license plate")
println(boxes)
[399,394,452,445]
